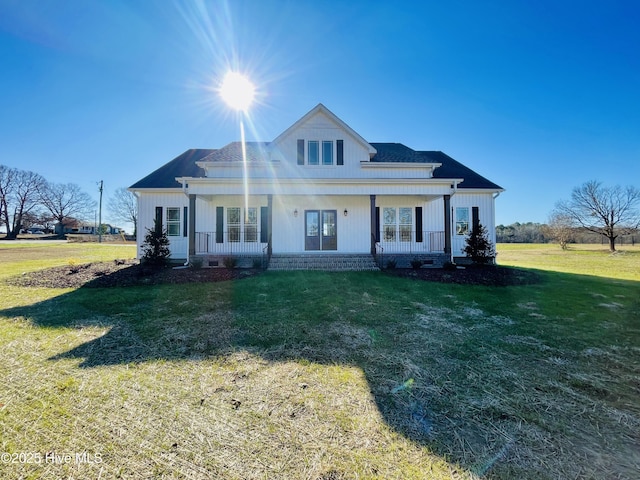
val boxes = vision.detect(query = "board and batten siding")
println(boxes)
[450,192,497,256]
[267,110,434,180]
[272,195,371,254]
[137,192,189,260]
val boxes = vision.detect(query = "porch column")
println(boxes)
[370,194,377,254]
[267,194,273,256]
[443,194,451,256]
[188,194,196,256]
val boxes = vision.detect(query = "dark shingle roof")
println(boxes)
[199,142,270,163]
[130,143,502,191]
[370,143,502,190]
[129,149,212,189]
[422,151,503,190]
[369,143,425,163]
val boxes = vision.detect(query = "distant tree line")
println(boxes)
[497,180,640,251]
[496,222,638,245]
[0,164,138,239]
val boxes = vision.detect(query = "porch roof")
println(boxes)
[129,149,211,189]
[197,142,271,164]
[370,144,503,191]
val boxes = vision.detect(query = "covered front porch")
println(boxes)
[184,192,453,267]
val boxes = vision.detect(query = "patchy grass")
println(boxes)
[0,243,639,479]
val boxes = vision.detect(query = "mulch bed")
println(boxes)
[8,260,541,289]
[8,260,261,289]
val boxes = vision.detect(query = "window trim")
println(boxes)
[455,207,470,236]
[166,207,181,236]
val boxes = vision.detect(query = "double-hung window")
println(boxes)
[166,207,180,236]
[227,207,241,242]
[300,139,336,166]
[322,141,333,165]
[227,207,258,242]
[308,141,319,165]
[399,208,412,242]
[245,207,258,242]
[383,208,396,241]
[383,207,413,242]
[456,207,469,235]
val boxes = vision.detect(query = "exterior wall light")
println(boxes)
[343,209,348,217]
[294,209,298,217]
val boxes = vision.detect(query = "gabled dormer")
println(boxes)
[269,103,376,171]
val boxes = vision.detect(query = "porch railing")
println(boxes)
[376,231,445,253]
[195,230,445,255]
[195,231,268,255]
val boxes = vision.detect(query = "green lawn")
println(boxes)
[497,242,640,281]
[0,242,638,479]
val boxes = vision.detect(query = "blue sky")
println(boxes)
[1,0,638,229]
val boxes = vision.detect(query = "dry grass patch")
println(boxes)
[1,318,473,479]
[1,243,639,479]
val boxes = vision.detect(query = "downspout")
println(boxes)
[179,179,190,266]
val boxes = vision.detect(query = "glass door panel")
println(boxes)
[321,210,337,250]
[305,210,320,250]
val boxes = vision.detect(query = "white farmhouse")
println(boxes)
[130,104,503,269]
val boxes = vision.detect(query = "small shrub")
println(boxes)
[67,258,81,274]
[410,258,423,270]
[190,257,204,269]
[463,222,496,265]
[141,220,171,266]
[223,256,238,269]
[386,258,397,269]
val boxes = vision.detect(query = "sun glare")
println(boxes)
[219,71,255,112]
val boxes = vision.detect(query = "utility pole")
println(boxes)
[98,180,103,243]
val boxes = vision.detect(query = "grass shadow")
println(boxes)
[1,268,639,479]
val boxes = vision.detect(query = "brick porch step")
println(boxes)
[268,254,380,271]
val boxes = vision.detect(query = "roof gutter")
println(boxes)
[450,179,462,197]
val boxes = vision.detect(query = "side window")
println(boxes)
[166,207,180,236]
[456,207,469,235]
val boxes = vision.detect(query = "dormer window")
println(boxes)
[308,141,319,165]
[297,139,343,166]
[322,141,333,165]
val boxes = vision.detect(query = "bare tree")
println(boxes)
[542,210,574,249]
[0,165,13,234]
[108,187,138,235]
[38,182,96,234]
[556,180,640,252]
[0,165,46,239]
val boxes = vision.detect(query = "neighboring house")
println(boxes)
[130,104,503,267]
[55,222,122,235]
